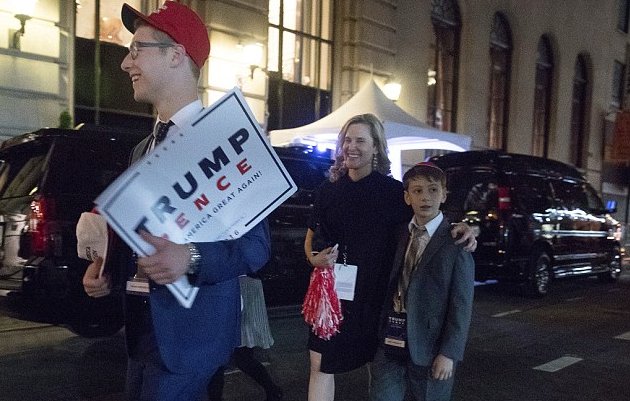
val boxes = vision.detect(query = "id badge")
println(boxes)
[384,311,407,348]
[126,277,150,296]
[333,263,357,301]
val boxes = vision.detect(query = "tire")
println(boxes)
[598,249,622,283]
[66,292,124,338]
[527,250,551,297]
[67,317,123,338]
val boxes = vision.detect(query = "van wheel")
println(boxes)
[66,291,124,338]
[598,250,622,283]
[527,250,551,297]
[67,318,123,338]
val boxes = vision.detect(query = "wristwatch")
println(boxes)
[186,242,202,276]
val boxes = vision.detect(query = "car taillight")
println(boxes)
[28,197,57,255]
[498,186,511,211]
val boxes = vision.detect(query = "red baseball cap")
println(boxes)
[121,1,210,69]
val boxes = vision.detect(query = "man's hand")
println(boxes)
[82,257,112,297]
[136,231,190,285]
[450,222,477,252]
[431,354,454,380]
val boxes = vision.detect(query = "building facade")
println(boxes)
[0,0,74,137]
[0,0,628,222]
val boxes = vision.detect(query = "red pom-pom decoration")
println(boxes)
[302,266,343,340]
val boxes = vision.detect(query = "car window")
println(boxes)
[584,183,605,211]
[443,169,497,212]
[551,180,589,211]
[265,153,331,230]
[45,139,131,195]
[511,174,553,213]
[0,143,48,199]
[281,158,329,190]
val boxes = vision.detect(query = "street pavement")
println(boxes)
[100,271,630,401]
[222,270,630,401]
[1,268,630,401]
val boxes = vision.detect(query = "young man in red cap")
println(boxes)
[82,2,271,400]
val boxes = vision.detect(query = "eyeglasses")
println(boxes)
[128,41,176,60]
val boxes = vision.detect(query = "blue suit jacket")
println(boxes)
[385,218,474,366]
[125,136,271,374]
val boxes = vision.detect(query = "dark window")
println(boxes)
[618,0,630,32]
[532,35,554,158]
[442,170,497,214]
[267,79,331,130]
[551,180,589,211]
[46,139,132,195]
[487,13,512,150]
[267,0,333,130]
[584,183,605,210]
[281,157,330,192]
[263,151,332,246]
[427,0,461,132]
[570,55,589,168]
[74,37,153,132]
[612,60,626,109]
[511,175,553,213]
[463,181,498,212]
[0,143,47,199]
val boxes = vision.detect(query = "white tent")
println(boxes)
[268,80,472,179]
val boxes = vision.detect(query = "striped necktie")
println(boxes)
[154,120,174,145]
[394,225,430,312]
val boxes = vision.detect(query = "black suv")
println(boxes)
[429,150,622,296]
[0,127,143,336]
[258,146,332,307]
[0,128,330,335]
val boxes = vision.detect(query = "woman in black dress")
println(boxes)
[304,114,475,401]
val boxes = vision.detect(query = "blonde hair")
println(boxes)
[329,113,391,182]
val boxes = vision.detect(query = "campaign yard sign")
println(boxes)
[95,88,297,307]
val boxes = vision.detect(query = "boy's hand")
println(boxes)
[431,354,454,380]
[451,222,477,252]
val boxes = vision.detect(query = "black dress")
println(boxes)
[307,172,412,373]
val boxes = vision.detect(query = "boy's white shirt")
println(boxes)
[408,211,443,238]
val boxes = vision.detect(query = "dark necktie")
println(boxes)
[154,120,174,145]
[394,225,430,312]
